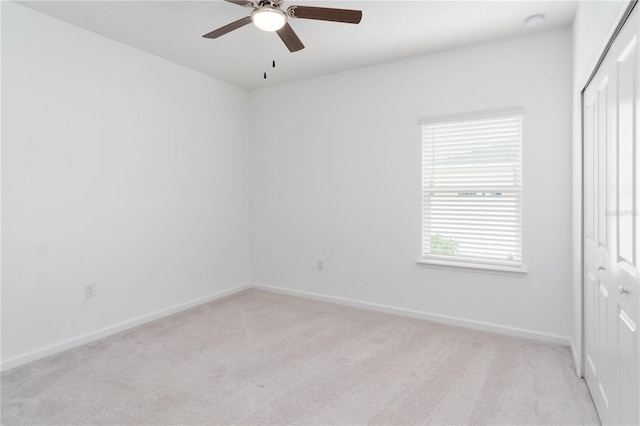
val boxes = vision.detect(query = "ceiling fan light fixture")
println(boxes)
[252,7,287,32]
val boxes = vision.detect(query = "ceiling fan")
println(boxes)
[202,0,363,52]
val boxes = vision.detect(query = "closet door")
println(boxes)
[583,6,639,425]
[583,8,640,424]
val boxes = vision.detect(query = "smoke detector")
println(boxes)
[524,14,545,28]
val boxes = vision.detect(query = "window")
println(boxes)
[419,108,525,273]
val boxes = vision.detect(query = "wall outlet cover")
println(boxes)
[85,284,96,298]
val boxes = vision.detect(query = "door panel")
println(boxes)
[597,281,610,412]
[586,270,598,378]
[616,307,637,424]
[585,101,595,242]
[598,79,609,248]
[616,36,636,266]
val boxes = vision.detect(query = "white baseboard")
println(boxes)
[570,339,583,378]
[251,283,571,346]
[0,284,249,372]
[2,283,571,372]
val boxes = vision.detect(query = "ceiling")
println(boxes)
[18,0,578,90]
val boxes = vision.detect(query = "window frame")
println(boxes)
[417,107,527,274]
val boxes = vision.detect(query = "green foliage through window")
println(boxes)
[429,233,459,256]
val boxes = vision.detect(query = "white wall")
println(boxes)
[1,3,251,368]
[1,1,582,371]
[571,0,630,374]
[250,28,573,342]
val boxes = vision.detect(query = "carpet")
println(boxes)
[1,288,600,425]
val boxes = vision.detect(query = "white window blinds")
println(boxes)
[421,108,523,269]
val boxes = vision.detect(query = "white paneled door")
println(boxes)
[583,5,639,426]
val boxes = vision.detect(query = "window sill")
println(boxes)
[416,258,528,275]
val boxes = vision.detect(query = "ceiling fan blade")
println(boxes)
[276,23,305,52]
[224,0,254,7]
[202,16,252,39]
[287,6,362,24]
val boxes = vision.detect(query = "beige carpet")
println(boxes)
[2,289,599,425]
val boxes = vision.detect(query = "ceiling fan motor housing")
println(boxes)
[258,0,283,7]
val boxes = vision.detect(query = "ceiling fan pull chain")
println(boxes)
[262,47,268,79]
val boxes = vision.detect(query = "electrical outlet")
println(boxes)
[85,284,96,299]
[317,260,324,271]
